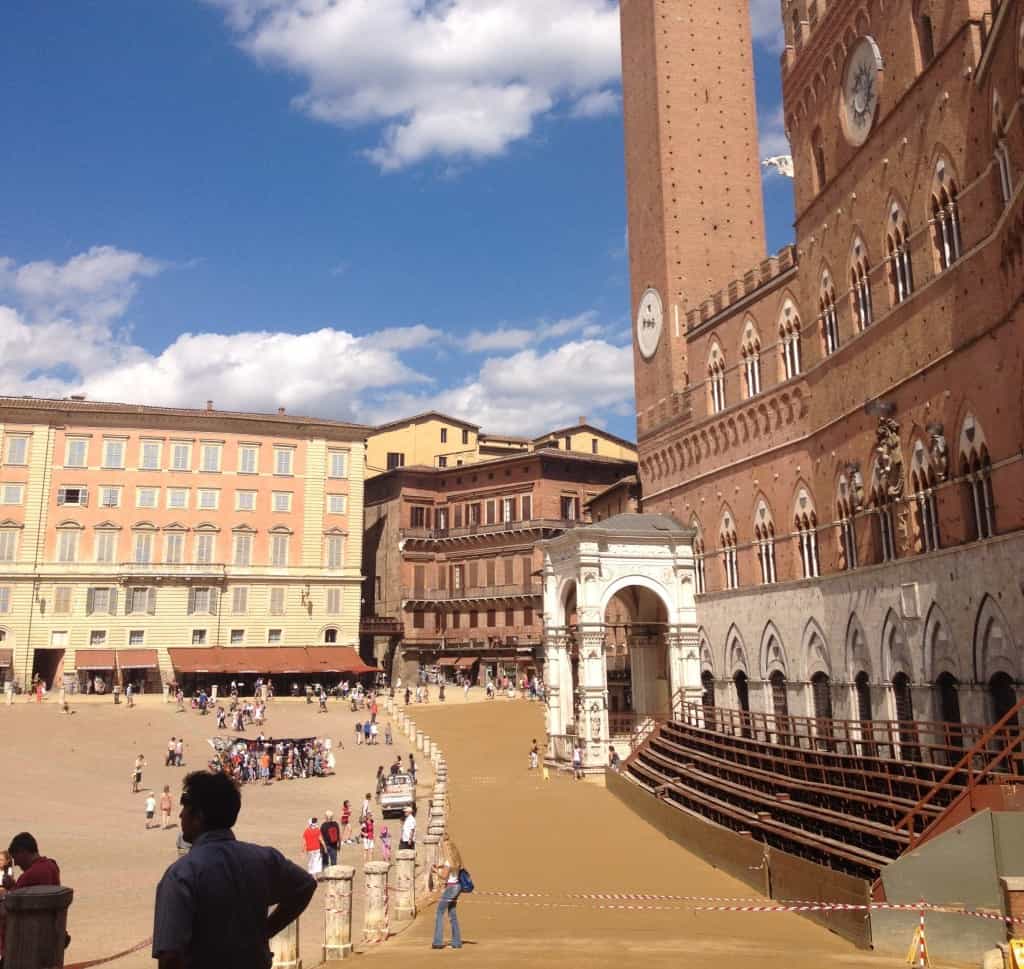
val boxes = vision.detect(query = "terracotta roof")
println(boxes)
[0,397,370,437]
[168,646,378,675]
[585,474,639,506]
[371,411,480,434]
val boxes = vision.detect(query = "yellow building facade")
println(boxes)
[0,397,368,691]
[366,412,637,478]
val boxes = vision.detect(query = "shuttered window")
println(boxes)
[232,587,248,614]
[269,587,286,615]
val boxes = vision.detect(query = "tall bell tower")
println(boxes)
[621,0,767,431]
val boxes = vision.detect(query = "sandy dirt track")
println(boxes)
[363,700,919,969]
[0,692,430,969]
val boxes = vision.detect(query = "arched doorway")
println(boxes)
[989,672,1018,724]
[701,670,715,708]
[935,671,963,762]
[893,672,920,760]
[604,584,669,729]
[811,671,833,719]
[854,671,875,756]
[769,670,790,744]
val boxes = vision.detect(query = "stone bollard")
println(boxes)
[421,833,441,893]
[321,864,355,961]
[270,916,301,969]
[415,730,424,751]
[428,822,446,847]
[423,737,432,758]
[363,861,391,943]
[393,849,417,920]
[3,885,75,969]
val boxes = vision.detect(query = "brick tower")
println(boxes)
[621,0,767,429]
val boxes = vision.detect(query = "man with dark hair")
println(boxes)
[152,771,316,969]
[3,833,60,890]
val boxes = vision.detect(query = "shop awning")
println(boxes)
[455,657,477,669]
[76,649,115,669]
[0,649,12,668]
[168,647,378,676]
[118,649,158,669]
[436,657,458,667]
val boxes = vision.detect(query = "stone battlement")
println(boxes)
[685,244,798,333]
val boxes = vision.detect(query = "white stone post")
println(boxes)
[3,885,74,969]
[415,730,424,751]
[421,833,441,893]
[578,623,609,774]
[270,915,301,969]
[423,737,432,757]
[362,861,391,943]
[394,848,417,920]
[321,864,355,961]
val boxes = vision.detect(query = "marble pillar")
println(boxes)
[362,861,391,944]
[393,849,417,920]
[321,864,355,961]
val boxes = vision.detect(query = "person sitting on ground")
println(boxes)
[153,771,315,969]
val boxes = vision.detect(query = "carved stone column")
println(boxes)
[421,833,441,893]
[393,849,417,921]
[321,864,355,961]
[362,861,391,944]
[667,626,702,718]
[3,885,74,969]
[543,629,570,756]
[270,915,301,969]
[578,623,609,773]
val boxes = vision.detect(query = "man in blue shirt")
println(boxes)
[153,772,315,969]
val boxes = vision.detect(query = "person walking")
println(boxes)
[145,791,157,829]
[354,720,363,746]
[363,720,372,745]
[320,811,340,868]
[152,771,316,969]
[399,805,416,850]
[126,682,135,708]
[572,745,584,780]
[132,753,147,793]
[160,785,174,829]
[431,838,463,949]
[339,800,353,844]
[360,812,375,861]
[384,721,393,745]
[302,819,324,878]
[369,720,379,745]
[174,738,184,767]
[529,739,539,770]
[166,738,176,767]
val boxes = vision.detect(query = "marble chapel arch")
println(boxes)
[541,515,702,773]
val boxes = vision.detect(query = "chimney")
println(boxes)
[205,400,214,412]
[278,407,286,415]
[579,415,587,425]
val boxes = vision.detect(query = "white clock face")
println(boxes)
[841,36,883,147]
[636,287,664,360]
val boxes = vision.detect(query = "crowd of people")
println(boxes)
[209,736,338,784]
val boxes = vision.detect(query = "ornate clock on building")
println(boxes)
[636,287,664,360]
[840,36,884,147]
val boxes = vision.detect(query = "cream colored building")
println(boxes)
[0,397,368,691]
[366,412,637,478]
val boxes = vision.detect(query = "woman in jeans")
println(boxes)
[432,839,463,949]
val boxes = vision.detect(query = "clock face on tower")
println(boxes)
[636,287,664,360]
[841,36,883,147]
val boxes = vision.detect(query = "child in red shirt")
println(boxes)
[361,815,374,860]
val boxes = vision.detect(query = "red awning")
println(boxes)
[168,647,378,676]
[76,649,115,669]
[117,649,158,669]
[455,657,477,669]
[0,649,12,667]
[436,657,458,667]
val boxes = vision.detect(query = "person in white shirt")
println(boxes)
[399,806,416,850]
[145,792,157,829]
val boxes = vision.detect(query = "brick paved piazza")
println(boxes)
[2,694,924,968]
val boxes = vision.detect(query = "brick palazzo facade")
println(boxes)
[361,449,637,684]
[623,0,1024,728]
[0,397,368,691]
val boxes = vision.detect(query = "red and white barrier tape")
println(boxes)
[475,891,1024,924]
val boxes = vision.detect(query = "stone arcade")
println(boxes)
[540,514,701,774]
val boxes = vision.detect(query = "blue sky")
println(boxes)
[0,0,793,440]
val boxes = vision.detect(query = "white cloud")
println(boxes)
[464,311,605,353]
[206,0,622,171]
[570,89,620,119]
[0,246,635,435]
[758,104,791,165]
[372,338,634,436]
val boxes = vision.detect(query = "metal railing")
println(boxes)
[400,518,579,541]
[405,583,542,602]
[898,694,1024,847]
[679,699,1016,767]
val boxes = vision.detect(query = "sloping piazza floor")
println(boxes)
[361,701,911,969]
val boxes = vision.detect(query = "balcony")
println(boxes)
[404,583,542,604]
[400,518,580,543]
[116,562,228,581]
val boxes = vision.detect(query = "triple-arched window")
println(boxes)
[887,201,915,305]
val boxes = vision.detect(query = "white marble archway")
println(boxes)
[540,513,698,774]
